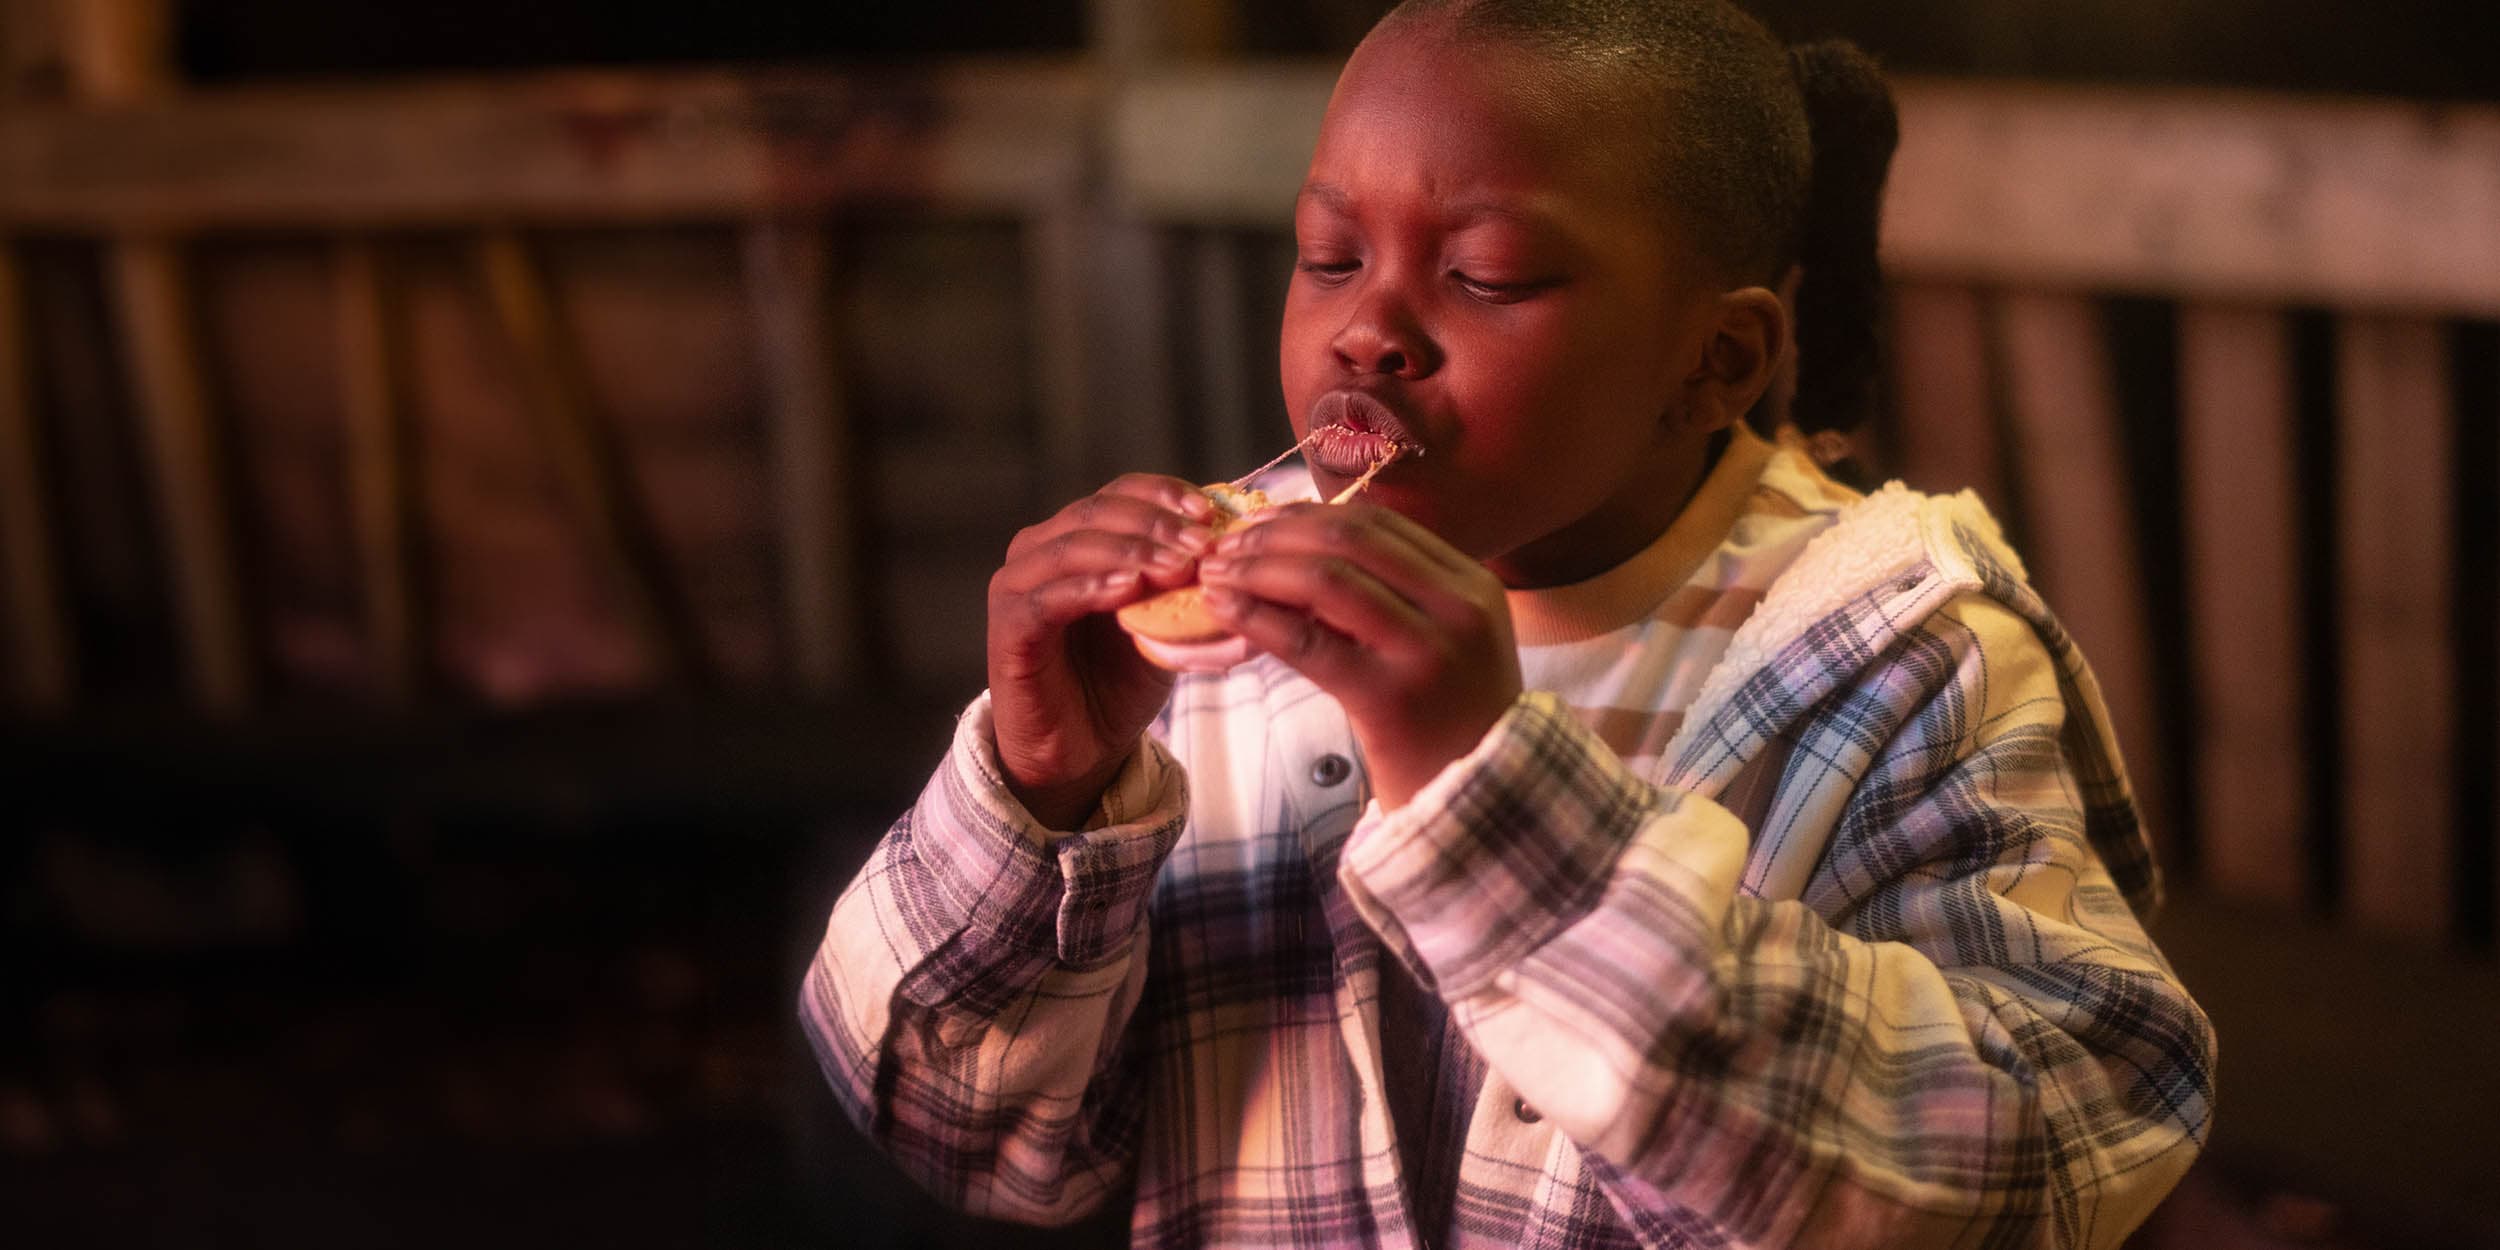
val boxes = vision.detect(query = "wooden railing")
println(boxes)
[0,65,1103,713]
[4,65,2497,927]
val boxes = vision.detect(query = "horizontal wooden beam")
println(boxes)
[1109,67,1334,226]
[0,63,1094,228]
[4,64,2496,312]
[1106,67,2500,316]
[1886,80,2500,317]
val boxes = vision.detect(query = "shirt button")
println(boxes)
[1310,753,1352,787]
[1512,1097,1542,1124]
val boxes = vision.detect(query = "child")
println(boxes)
[803,1,2216,1246]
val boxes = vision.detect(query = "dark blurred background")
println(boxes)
[1,1,2496,1246]
[170,0,2500,97]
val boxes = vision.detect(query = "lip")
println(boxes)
[1306,391,1421,478]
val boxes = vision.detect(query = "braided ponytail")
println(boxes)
[1784,40,1898,440]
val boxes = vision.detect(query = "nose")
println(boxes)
[1330,285,1438,379]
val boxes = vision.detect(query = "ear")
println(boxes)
[1677,286,1789,434]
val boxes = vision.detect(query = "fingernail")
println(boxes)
[1149,546,1192,571]
[1202,587,1241,614]
[1103,569,1140,590]
[1170,525,1216,554]
[1197,555,1232,578]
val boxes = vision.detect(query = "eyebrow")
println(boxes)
[1297,181,1353,213]
[1296,180,1560,232]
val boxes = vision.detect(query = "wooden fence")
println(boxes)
[4,63,2497,934]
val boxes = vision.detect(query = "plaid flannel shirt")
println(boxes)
[802,480,2216,1249]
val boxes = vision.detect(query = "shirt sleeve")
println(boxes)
[1335,593,2216,1250]
[798,692,1189,1225]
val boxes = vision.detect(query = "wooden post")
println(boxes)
[110,237,254,713]
[2179,305,2305,908]
[2477,326,2500,950]
[56,0,166,103]
[1088,0,1156,70]
[67,0,253,713]
[1,0,68,97]
[1994,292,2169,853]
[1184,230,1256,478]
[1886,283,2014,515]
[2335,317,2454,940]
[1167,0,1242,60]
[1078,5,1194,488]
[110,237,253,713]
[1088,0,1241,65]
[0,0,76,709]
[2483,330,2500,952]
[0,240,75,709]
[475,228,704,689]
[741,219,860,694]
[335,238,423,701]
[1026,208,1102,508]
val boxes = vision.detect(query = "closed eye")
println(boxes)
[1451,271,1556,303]
[1296,257,1360,285]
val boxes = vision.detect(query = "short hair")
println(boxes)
[1383,0,1899,435]
[1388,0,1806,283]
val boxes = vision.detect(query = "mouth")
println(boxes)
[1305,392,1421,478]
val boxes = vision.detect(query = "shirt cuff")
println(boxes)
[1337,691,1667,999]
[927,692,1190,968]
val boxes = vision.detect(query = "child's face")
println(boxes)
[1280,21,1736,589]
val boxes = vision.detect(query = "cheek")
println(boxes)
[1454,321,1624,451]
[1277,297,1325,418]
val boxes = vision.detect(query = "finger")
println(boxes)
[1007,496,1211,566]
[1212,505,1480,626]
[1100,471,1221,519]
[996,568,1152,639]
[1200,552,1439,668]
[1358,504,1485,579]
[1006,478,1218,563]
[1199,585,1371,690]
[995,527,1201,597]
[1081,472,1223,536]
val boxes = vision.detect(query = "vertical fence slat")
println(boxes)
[0,239,74,708]
[112,237,252,713]
[2477,325,2500,949]
[2180,305,2304,907]
[336,237,421,701]
[1187,230,1255,478]
[1995,292,2169,848]
[1886,284,2012,511]
[1026,209,1096,509]
[743,219,859,695]
[2336,316,2455,939]
[475,228,702,688]
[1073,219,1183,483]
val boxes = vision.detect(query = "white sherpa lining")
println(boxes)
[1654,480,2020,786]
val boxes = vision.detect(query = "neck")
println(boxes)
[1484,425,1730,589]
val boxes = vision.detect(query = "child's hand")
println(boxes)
[988,475,1218,828]
[1197,502,1522,809]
